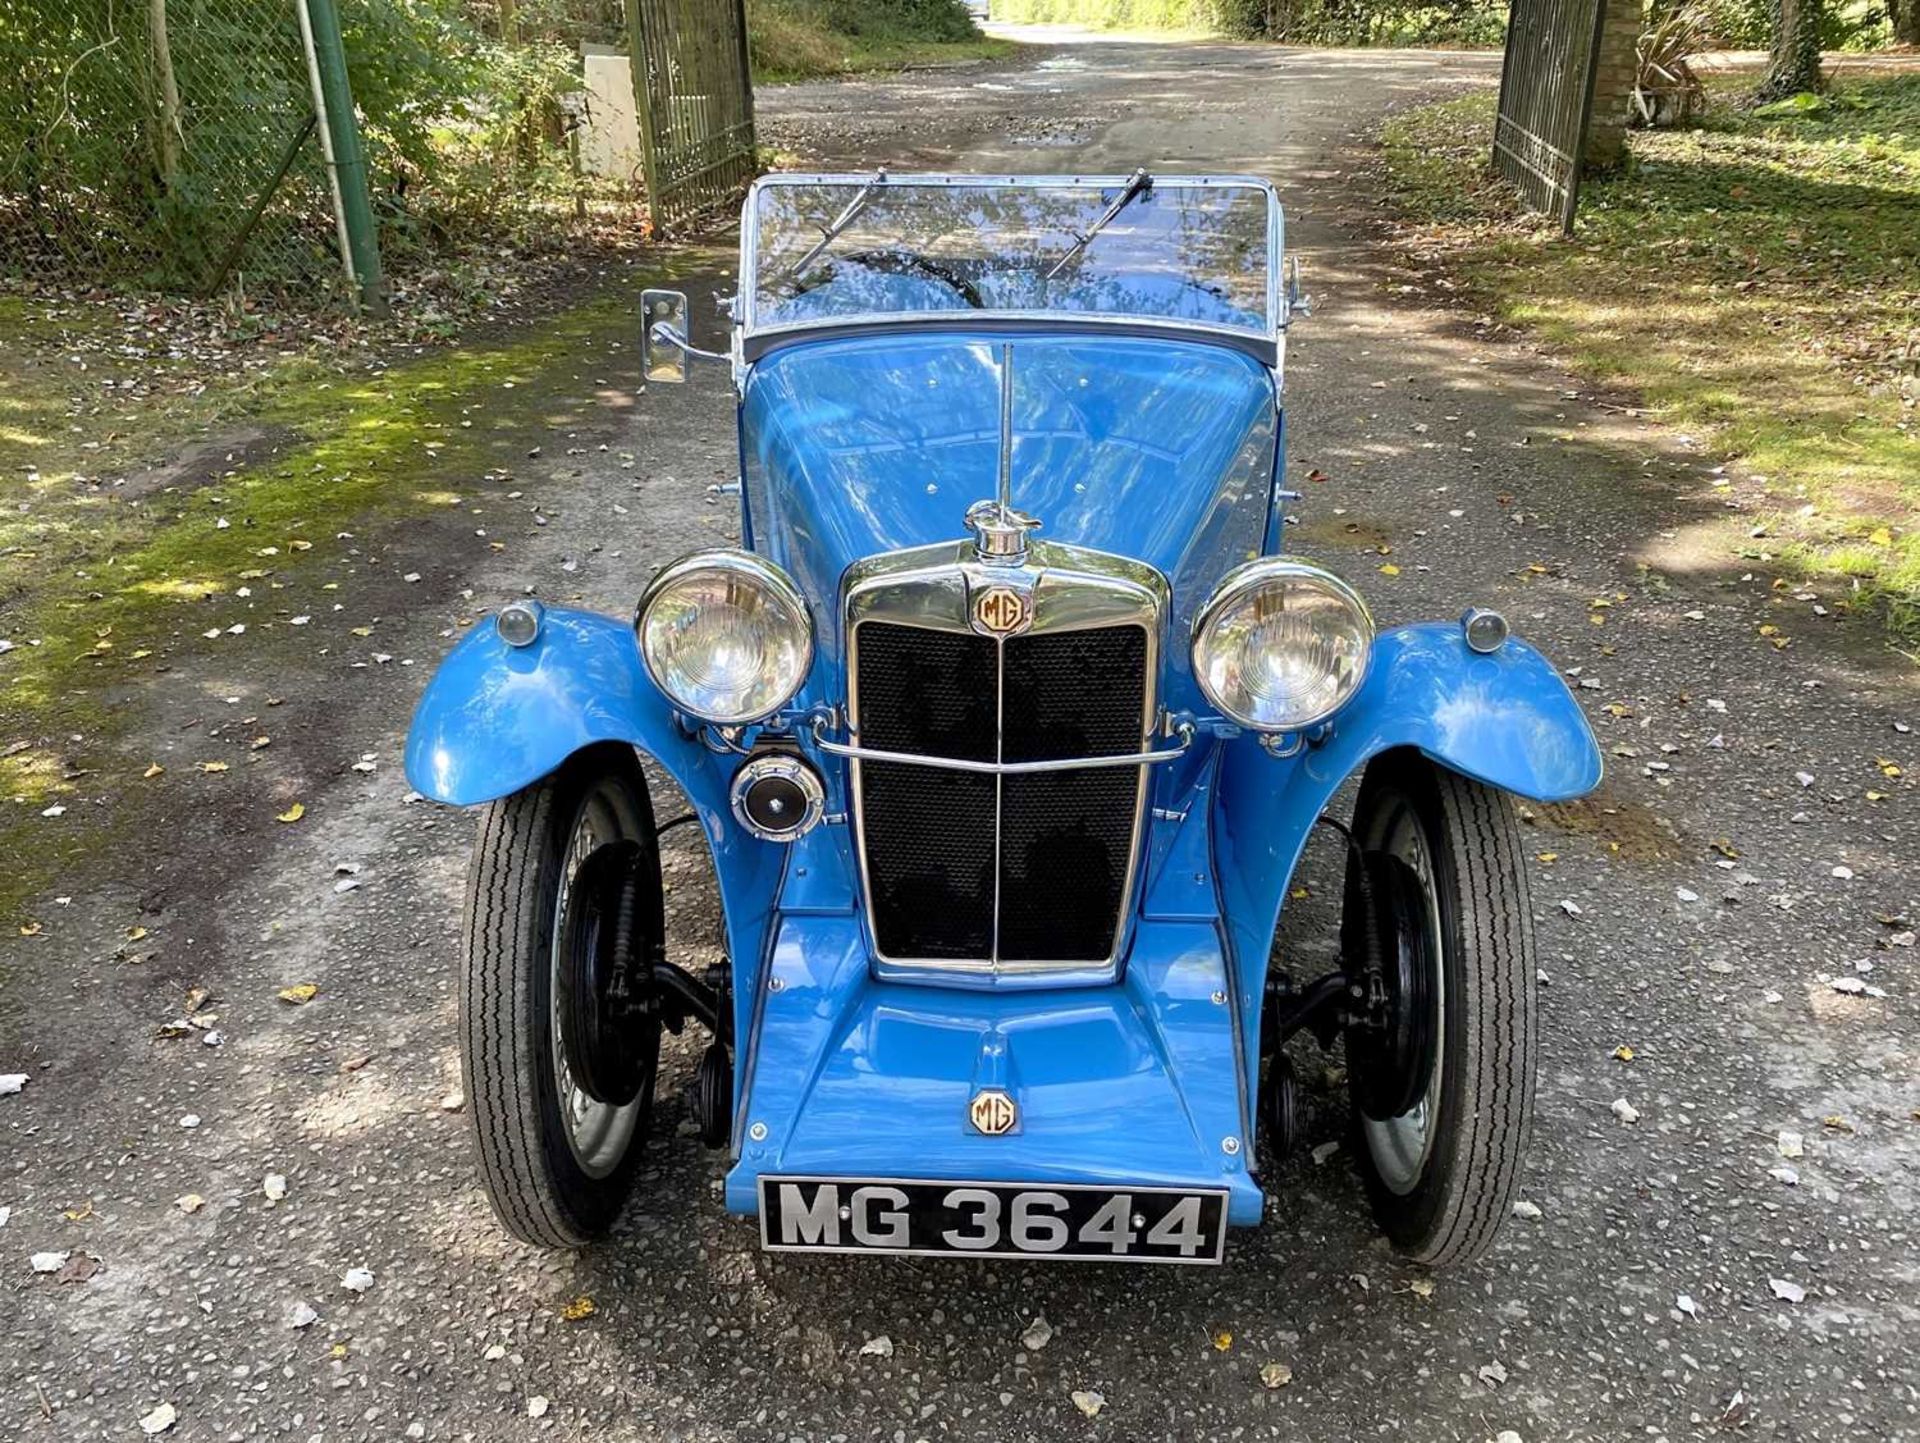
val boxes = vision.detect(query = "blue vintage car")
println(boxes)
[406,173,1602,1267]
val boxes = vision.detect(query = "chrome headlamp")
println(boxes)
[636,550,814,725]
[1191,560,1372,731]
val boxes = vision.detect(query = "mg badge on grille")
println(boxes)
[973,585,1030,636]
[969,1089,1018,1136]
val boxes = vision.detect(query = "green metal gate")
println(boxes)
[624,0,757,234]
[1493,0,1610,231]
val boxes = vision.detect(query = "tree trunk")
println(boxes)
[1758,0,1824,100]
[149,0,183,186]
[1890,0,1920,46]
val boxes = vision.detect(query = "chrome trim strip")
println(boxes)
[812,719,1193,775]
[843,537,1169,979]
[740,315,1280,368]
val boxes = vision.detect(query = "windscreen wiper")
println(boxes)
[1045,168,1153,281]
[768,168,888,291]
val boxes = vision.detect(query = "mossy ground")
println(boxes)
[1380,74,1920,649]
[0,252,721,921]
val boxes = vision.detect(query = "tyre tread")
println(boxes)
[1347,754,1537,1269]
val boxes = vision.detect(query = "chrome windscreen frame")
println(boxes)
[737,173,1287,364]
[839,537,1171,985]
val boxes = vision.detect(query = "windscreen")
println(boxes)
[746,177,1276,338]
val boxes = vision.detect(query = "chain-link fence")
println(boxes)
[2,1,341,296]
[1,1,631,306]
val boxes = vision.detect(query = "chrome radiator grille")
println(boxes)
[846,556,1159,976]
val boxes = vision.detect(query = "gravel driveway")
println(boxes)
[3,29,1915,1443]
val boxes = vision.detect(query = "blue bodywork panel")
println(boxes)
[405,324,1604,1229]
[740,332,1276,718]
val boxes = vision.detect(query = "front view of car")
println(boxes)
[406,173,1602,1268]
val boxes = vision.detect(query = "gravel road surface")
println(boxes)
[3,29,1915,1443]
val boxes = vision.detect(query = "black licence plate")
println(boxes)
[758,1176,1228,1264]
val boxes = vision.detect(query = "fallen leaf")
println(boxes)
[561,1295,596,1322]
[1777,1130,1804,1158]
[1071,1390,1105,1418]
[859,1334,894,1358]
[341,1266,374,1293]
[30,1250,70,1273]
[1769,1277,1806,1304]
[277,983,319,1005]
[1611,1098,1640,1124]
[139,1403,177,1436]
[1259,1361,1292,1389]
[1478,1359,1509,1387]
[1212,1329,1233,1352]
[1407,1277,1435,1298]
[527,1396,550,1419]
[1021,1315,1054,1351]
[197,761,230,774]
[1822,1115,1855,1133]
[1378,563,1401,577]
[263,1174,288,1203]
[276,802,305,824]
[1612,1045,1635,1062]
[143,763,164,779]
[1512,1199,1543,1220]
[290,1301,319,1329]
[175,1194,205,1214]
[1677,1293,1699,1318]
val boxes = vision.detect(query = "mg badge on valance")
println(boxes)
[969,1089,1018,1135]
[973,585,1029,636]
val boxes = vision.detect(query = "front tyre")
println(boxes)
[1343,752,1536,1268]
[461,744,663,1248]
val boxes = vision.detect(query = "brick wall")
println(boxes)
[1585,0,1642,170]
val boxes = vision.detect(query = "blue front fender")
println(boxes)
[404,607,710,810]
[404,608,786,1061]
[1214,621,1602,1082]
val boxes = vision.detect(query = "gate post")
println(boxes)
[297,0,387,314]
[1584,0,1642,171]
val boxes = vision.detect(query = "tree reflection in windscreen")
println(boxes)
[751,181,1272,334]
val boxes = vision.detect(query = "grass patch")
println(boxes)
[1381,76,1920,646]
[750,0,1013,83]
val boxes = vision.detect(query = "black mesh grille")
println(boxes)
[999,627,1146,961]
[854,618,1148,965]
[857,624,997,959]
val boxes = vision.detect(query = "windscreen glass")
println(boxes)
[748,178,1275,336]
